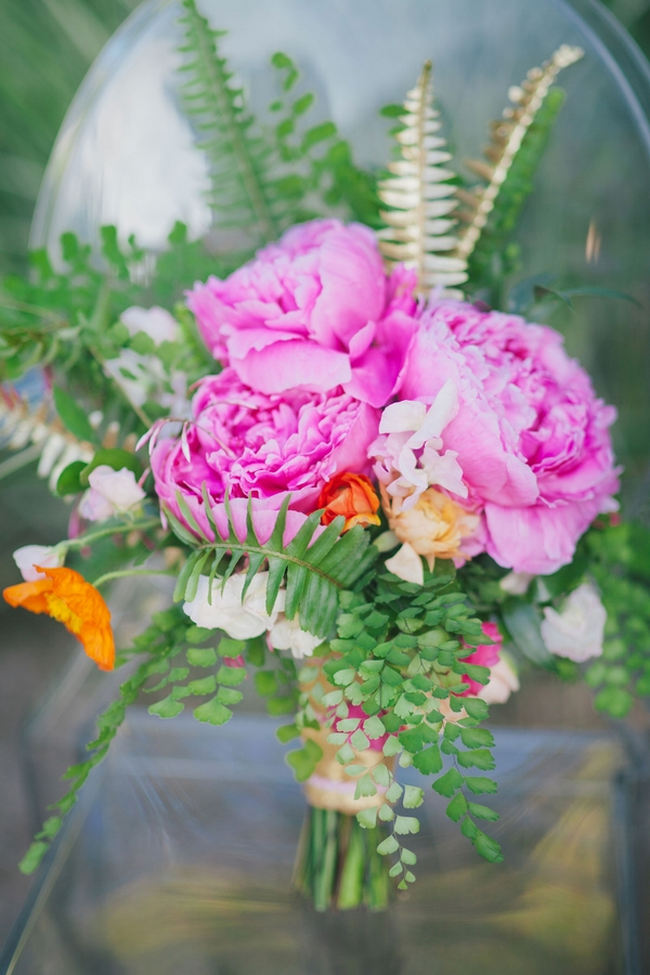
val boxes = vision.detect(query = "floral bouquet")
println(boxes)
[2,1,649,913]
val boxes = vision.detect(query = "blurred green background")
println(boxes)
[0,0,648,275]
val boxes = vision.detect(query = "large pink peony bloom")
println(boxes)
[400,300,620,574]
[188,219,418,408]
[150,368,380,544]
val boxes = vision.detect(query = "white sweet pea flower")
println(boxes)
[79,466,146,523]
[370,380,466,511]
[121,306,179,344]
[540,582,606,662]
[13,544,64,581]
[478,654,520,704]
[269,615,323,659]
[499,571,534,595]
[183,571,284,639]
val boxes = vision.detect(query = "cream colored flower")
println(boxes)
[540,582,606,662]
[383,486,478,569]
[269,615,323,659]
[183,571,284,639]
[478,654,519,704]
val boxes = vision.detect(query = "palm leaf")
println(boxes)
[377,62,467,298]
[454,45,583,266]
[165,491,379,639]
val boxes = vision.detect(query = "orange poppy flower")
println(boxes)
[317,472,381,532]
[3,566,115,671]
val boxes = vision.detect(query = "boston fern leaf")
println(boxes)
[179,0,280,242]
[165,492,379,639]
[377,61,467,298]
[454,45,583,273]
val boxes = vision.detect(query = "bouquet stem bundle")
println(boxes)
[294,807,390,912]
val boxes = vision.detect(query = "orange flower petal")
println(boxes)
[318,473,380,532]
[3,566,115,671]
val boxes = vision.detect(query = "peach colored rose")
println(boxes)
[383,486,479,569]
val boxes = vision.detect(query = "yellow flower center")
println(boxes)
[45,594,83,636]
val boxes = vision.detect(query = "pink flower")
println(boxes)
[188,219,418,408]
[399,300,620,574]
[456,621,503,697]
[330,704,389,753]
[150,368,379,544]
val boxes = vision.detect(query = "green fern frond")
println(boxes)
[377,62,467,298]
[165,491,379,639]
[178,0,280,242]
[454,45,583,274]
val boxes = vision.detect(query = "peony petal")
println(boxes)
[233,340,351,394]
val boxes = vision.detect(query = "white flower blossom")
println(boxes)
[540,582,606,662]
[269,615,323,659]
[121,306,179,344]
[370,380,466,511]
[79,466,145,522]
[13,544,64,581]
[183,571,283,639]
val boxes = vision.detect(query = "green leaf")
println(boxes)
[468,802,500,822]
[457,748,496,770]
[446,793,468,822]
[594,686,633,718]
[286,739,322,782]
[276,723,300,743]
[412,744,443,775]
[356,807,377,829]
[217,665,246,686]
[394,815,420,835]
[215,687,243,706]
[432,767,464,797]
[193,697,233,725]
[458,727,495,749]
[19,842,50,876]
[403,785,424,809]
[473,830,503,863]
[255,671,277,697]
[376,835,399,856]
[56,460,87,496]
[500,599,551,664]
[186,646,218,667]
[53,385,94,441]
[148,696,185,719]
[463,775,498,795]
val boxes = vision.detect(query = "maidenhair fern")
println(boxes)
[377,62,467,298]
[454,45,583,295]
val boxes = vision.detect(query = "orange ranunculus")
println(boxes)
[317,473,381,532]
[3,566,115,671]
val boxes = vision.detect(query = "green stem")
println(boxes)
[62,517,161,552]
[294,807,392,912]
[337,816,364,909]
[92,567,175,589]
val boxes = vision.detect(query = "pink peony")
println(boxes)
[399,300,620,574]
[456,621,502,697]
[188,219,418,408]
[150,368,379,545]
